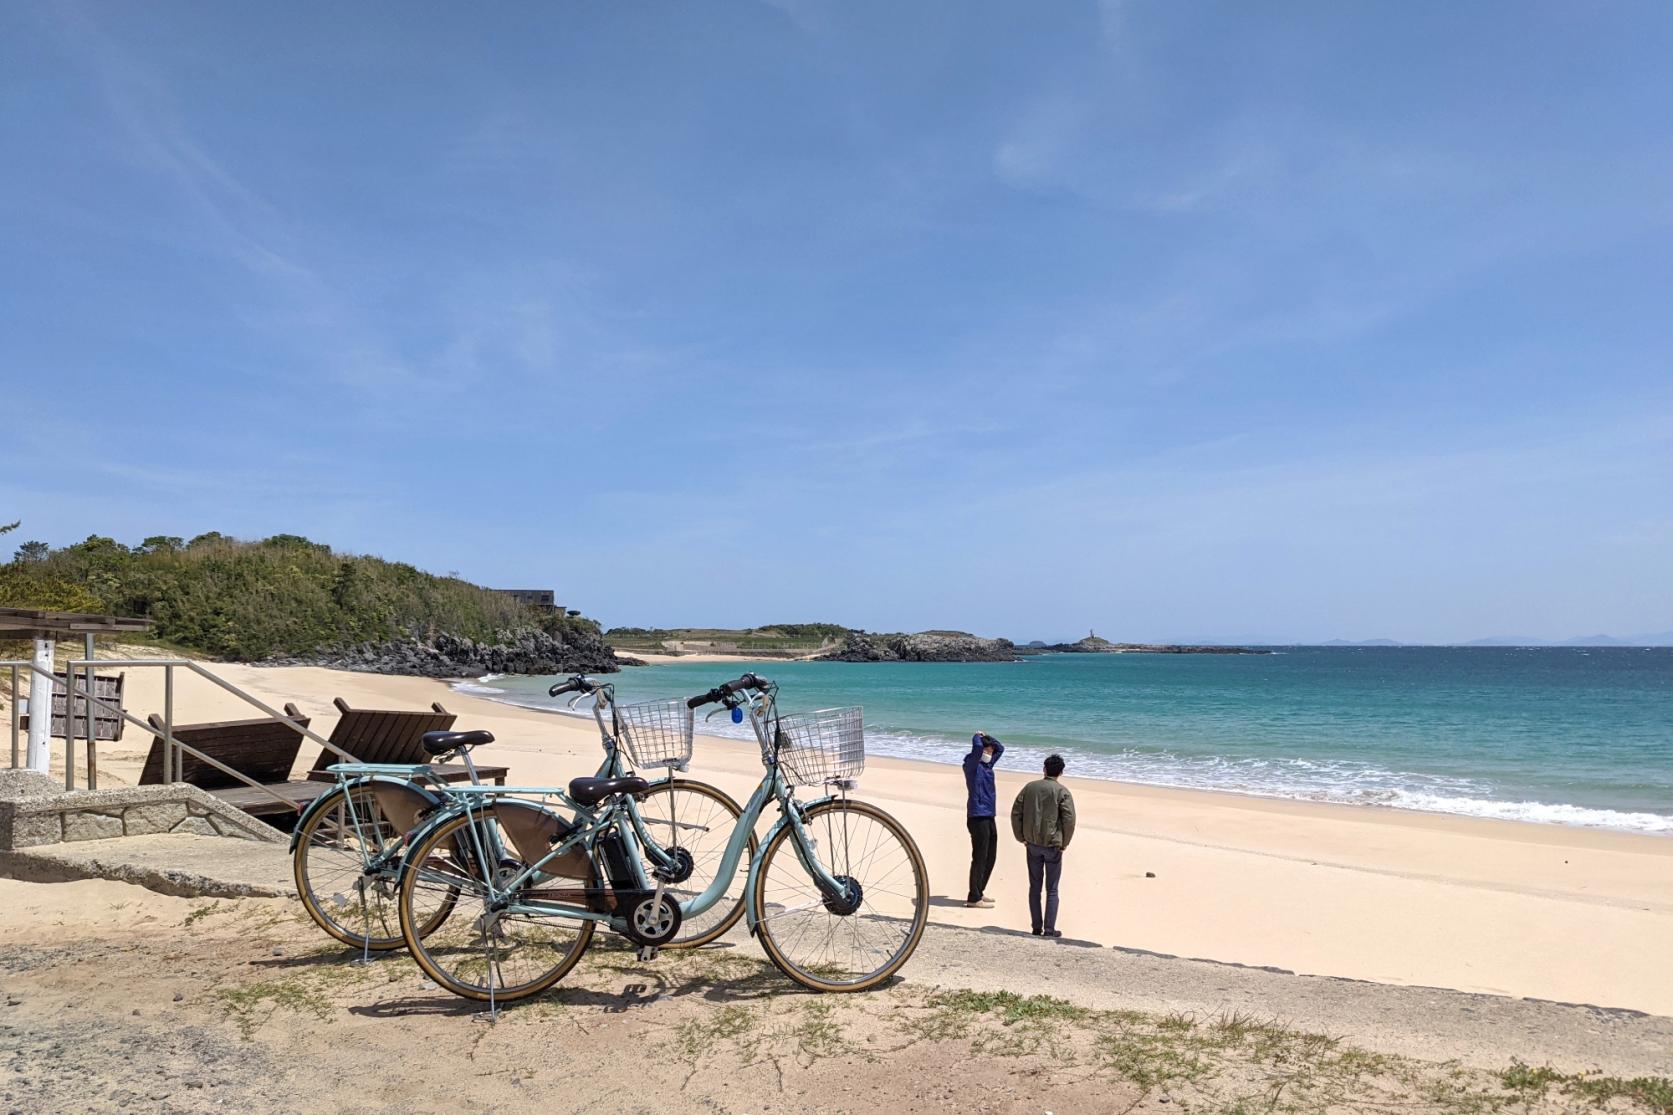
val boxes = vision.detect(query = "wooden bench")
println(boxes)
[141,704,324,818]
[305,698,507,788]
[141,699,507,822]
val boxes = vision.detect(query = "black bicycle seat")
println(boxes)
[420,729,495,756]
[568,775,650,806]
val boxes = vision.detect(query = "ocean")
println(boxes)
[466,648,1673,836]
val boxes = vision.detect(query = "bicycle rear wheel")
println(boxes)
[635,780,754,948]
[398,810,594,1002]
[294,782,450,950]
[752,798,928,992]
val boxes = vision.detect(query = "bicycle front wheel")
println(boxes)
[752,798,929,992]
[398,811,594,1003]
[636,780,755,949]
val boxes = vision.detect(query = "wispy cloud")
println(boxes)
[992,95,1090,193]
[40,6,308,280]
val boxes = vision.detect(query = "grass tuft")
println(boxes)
[1501,1060,1673,1114]
[672,1004,757,1059]
[213,978,333,1040]
[928,988,1091,1025]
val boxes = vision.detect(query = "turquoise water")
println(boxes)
[470,648,1673,835]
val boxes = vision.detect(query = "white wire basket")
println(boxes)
[612,699,695,771]
[768,706,865,787]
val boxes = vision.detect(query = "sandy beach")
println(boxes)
[33,652,1672,1019]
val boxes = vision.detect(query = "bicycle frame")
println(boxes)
[418,766,846,935]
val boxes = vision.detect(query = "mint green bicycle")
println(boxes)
[395,673,929,1000]
[290,676,752,953]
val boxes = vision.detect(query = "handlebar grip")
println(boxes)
[725,672,771,694]
[549,676,596,698]
[687,687,727,709]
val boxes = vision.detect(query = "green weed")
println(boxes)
[213,979,333,1040]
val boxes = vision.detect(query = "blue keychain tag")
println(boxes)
[731,706,744,724]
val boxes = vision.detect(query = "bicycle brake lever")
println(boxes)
[566,693,586,711]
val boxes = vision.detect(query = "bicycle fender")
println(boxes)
[744,794,838,936]
[287,776,443,853]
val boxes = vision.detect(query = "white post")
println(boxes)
[25,637,53,773]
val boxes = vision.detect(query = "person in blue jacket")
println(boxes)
[963,731,1005,907]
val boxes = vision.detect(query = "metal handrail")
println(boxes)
[2,657,364,811]
[7,664,17,769]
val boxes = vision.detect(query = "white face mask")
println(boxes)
[981,753,995,765]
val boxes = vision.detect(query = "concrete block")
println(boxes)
[63,811,124,842]
[9,812,62,848]
[170,815,220,837]
[0,770,59,800]
[122,801,189,836]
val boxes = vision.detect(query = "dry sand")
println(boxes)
[19,653,1673,1016]
[2,877,1667,1114]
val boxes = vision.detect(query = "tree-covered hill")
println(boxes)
[0,530,621,674]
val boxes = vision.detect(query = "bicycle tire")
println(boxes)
[751,798,928,992]
[398,809,594,1002]
[293,781,454,951]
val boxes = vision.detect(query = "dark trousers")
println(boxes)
[1026,843,1063,932]
[966,816,997,902]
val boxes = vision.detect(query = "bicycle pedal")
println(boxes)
[635,946,660,963]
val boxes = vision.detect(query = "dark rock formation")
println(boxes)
[265,626,639,677]
[819,631,1018,663]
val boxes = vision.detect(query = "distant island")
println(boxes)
[1020,632,1267,655]
[607,625,1021,662]
[609,626,1266,662]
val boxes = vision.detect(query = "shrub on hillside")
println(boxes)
[0,532,591,662]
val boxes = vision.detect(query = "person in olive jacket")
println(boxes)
[1010,753,1076,937]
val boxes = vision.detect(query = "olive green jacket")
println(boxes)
[1010,777,1076,850]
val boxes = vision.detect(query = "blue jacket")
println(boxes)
[963,734,1005,818]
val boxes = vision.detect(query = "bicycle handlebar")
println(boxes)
[686,672,773,708]
[549,675,598,698]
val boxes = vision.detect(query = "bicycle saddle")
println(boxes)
[420,729,495,756]
[567,775,650,806]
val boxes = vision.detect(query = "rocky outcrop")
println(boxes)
[1030,636,1265,655]
[266,626,638,677]
[819,631,1018,663]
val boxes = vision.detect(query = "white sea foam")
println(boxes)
[451,675,508,696]
[858,728,1673,836]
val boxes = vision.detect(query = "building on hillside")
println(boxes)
[493,588,560,612]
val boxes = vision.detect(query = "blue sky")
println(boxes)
[3,2,1671,643]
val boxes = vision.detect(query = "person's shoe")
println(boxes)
[1042,928,1063,938]
[965,897,995,909]
[1031,928,1043,936]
